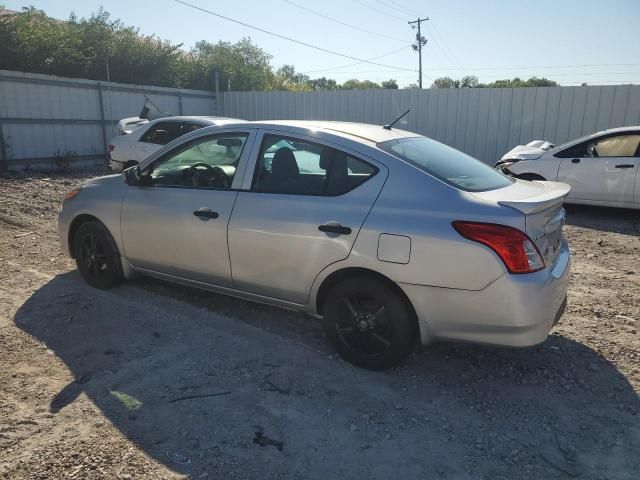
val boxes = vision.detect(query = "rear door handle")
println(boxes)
[193,209,219,219]
[571,158,581,164]
[614,164,635,169]
[318,224,352,235]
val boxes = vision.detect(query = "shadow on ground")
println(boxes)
[14,272,640,479]
[565,204,640,236]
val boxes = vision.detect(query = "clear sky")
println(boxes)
[3,0,640,88]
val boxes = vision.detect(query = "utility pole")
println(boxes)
[408,17,428,88]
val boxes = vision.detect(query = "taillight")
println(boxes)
[108,144,115,151]
[452,221,545,274]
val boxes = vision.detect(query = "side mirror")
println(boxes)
[124,165,141,186]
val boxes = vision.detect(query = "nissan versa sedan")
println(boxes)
[59,121,571,369]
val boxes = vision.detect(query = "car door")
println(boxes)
[556,133,640,204]
[227,131,387,304]
[121,129,255,286]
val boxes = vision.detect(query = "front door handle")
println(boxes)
[571,158,581,164]
[614,164,635,169]
[193,209,219,219]
[318,224,352,235]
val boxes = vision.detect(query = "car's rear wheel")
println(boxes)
[73,221,124,289]
[322,276,417,370]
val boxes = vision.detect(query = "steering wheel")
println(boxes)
[189,162,229,188]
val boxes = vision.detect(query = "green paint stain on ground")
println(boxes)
[110,390,143,410]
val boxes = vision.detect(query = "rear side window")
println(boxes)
[252,134,378,196]
[141,121,205,145]
[378,137,513,192]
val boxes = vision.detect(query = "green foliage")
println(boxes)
[52,148,75,172]
[0,7,560,92]
[0,7,400,92]
[189,38,274,91]
[431,75,558,88]
[0,8,185,87]
[381,79,399,89]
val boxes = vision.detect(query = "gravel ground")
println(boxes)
[0,169,638,480]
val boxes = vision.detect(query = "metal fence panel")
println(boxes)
[221,85,640,164]
[0,70,217,169]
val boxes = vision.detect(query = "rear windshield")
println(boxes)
[378,137,513,192]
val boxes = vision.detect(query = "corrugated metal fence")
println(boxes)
[0,70,217,169]
[2,72,638,170]
[221,86,640,164]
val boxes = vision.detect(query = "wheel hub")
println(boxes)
[355,314,373,331]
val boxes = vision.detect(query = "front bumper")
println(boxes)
[109,159,125,172]
[400,239,571,347]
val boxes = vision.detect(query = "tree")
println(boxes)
[307,77,338,91]
[381,79,398,89]
[460,75,479,88]
[432,76,460,88]
[190,38,274,91]
[431,75,559,88]
[340,79,381,90]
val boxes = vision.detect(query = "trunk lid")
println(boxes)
[471,180,570,267]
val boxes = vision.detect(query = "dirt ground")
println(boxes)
[0,169,638,480]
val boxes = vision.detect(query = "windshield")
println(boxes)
[378,137,513,192]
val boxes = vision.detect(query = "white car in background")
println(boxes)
[108,116,242,171]
[496,126,640,209]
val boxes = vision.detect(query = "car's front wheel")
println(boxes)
[73,221,124,289]
[323,276,417,370]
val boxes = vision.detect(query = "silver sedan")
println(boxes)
[58,121,571,369]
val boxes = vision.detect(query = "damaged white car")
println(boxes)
[496,126,640,209]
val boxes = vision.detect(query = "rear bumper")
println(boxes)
[400,239,571,347]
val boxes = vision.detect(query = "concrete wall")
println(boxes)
[0,70,217,169]
[221,86,640,164]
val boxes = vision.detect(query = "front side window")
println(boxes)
[252,134,378,196]
[587,134,640,158]
[145,133,248,189]
[378,137,513,192]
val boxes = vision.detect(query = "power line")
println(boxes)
[283,0,407,43]
[384,0,421,16]
[476,71,640,79]
[173,0,416,72]
[423,63,640,71]
[351,0,407,21]
[302,45,411,74]
[425,22,464,69]
[374,0,412,16]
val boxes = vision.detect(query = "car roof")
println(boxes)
[227,120,421,144]
[149,115,243,124]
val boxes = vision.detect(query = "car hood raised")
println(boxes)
[500,140,555,162]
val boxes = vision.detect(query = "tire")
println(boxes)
[322,276,417,370]
[73,221,124,289]
[517,173,546,181]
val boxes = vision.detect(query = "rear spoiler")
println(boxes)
[498,182,571,215]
